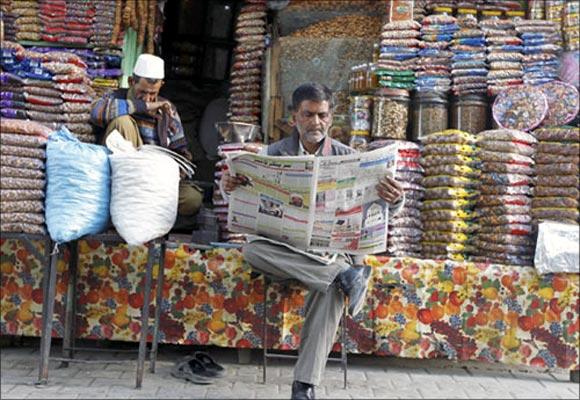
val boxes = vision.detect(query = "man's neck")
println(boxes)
[301,138,324,155]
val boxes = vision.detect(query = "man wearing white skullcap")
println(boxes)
[90,53,203,224]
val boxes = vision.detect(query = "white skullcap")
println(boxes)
[133,54,165,80]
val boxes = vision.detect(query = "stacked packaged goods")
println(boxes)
[545,0,565,46]
[450,14,487,96]
[213,143,247,243]
[563,1,579,51]
[11,0,41,42]
[39,0,95,46]
[417,14,457,93]
[532,82,580,226]
[376,20,420,90]
[0,41,96,143]
[0,119,52,235]
[228,0,267,126]
[90,0,117,48]
[481,17,523,96]
[515,19,562,86]
[532,126,580,225]
[419,130,479,262]
[369,140,424,257]
[26,46,122,98]
[413,0,427,23]
[1,0,17,41]
[471,129,537,266]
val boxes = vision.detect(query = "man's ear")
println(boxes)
[128,76,135,86]
[289,112,296,127]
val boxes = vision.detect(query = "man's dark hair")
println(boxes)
[132,74,162,84]
[291,82,334,112]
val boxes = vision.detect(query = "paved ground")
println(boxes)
[0,338,578,399]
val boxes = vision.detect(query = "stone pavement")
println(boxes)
[1,338,578,399]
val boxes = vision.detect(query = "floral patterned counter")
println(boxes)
[1,238,578,372]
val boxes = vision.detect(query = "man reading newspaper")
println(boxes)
[221,83,404,400]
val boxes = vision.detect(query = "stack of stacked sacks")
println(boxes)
[413,0,426,23]
[450,14,487,96]
[0,42,96,143]
[29,46,122,98]
[515,20,562,86]
[11,0,41,42]
[228,0,267,126]
[481,17,523,96]
[471,129,537,267]
[39,0,95,46]
[88,50,122,97]
[419,130,479,262]
[563,1,579,51]
[0,119,52,235]
[369,140,424,257]
[532,81,580,223]
[90,0,117,48]
[545,0,565,47]
[376,20,420,90]
[416,13,457,93]
[1,1,17,41]
[532,126,579,225]
[213,143,247,243]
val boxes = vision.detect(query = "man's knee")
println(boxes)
[178,183,203,216]
[242,241,260,265]
[103,116,142,147]
[106,115,138,132]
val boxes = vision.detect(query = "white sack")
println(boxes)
[107,130,194,246]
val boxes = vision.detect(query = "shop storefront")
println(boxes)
[1,0,579,384]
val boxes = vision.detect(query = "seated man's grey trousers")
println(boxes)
[242,239,351,386]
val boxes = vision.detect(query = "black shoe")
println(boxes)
[291,381,315,400]
[335,265,371,317]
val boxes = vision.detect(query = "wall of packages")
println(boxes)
[345,0,579,269]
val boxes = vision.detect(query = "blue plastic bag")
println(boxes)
[45,128,111,243]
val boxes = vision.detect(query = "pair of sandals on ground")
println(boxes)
[171,351,226,384]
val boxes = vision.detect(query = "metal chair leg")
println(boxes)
[136,242,155,389]
[150,240,166,373]
[37,240,58,385]
[61,240,79,368]
[341,296,348,389]
[262,278,268,385]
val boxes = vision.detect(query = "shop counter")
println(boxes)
[1,238,578,374]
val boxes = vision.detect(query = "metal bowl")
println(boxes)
[214,122,262,143]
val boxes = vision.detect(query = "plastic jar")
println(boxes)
[372,88,410,140]
[411,90,449,141]
[367,63,379,91]
[450,94,488,134]
[349,95,373,136]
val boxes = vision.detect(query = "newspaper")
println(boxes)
[225,144,398,255]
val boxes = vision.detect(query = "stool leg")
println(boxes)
[341,299,348,390]
[37,240,58,385]
[136,242,155,389]
[150,241,166,373]
[61,240,79,368]
[262,278,268,385]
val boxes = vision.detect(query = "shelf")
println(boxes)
[18,40,122,51]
